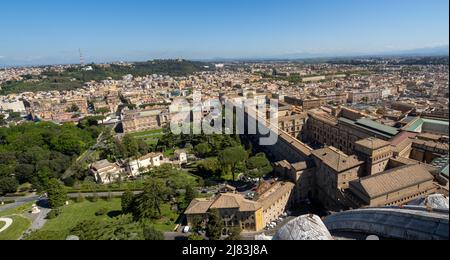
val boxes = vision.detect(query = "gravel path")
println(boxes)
[29,208,51,231]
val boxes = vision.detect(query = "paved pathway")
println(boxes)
[0,217,13,233]
[0,195,40,213]
[29,208,51,231]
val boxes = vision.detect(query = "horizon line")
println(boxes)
[1,52,449,68]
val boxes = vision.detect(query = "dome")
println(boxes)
[273,214,333,240]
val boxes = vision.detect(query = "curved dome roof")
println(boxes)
[273,215,333,241]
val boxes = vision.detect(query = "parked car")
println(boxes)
[183,226,190,233]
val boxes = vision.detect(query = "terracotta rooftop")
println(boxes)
[184,199,214,215]
[91,160,115,170]
[355,137,391,150]
[312,147,364,172]
[139,152,163,161]
[257,181,296,210]
[412,139,449,151]
[307,109,339,126]
[350,164,435,199]
[389,157,439,173]
[390,131,417,146]
[184,193,262,215]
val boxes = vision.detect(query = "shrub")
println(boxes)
[143,226,164,241]
[63,177,76,187]
[95,207,109,216]
[46,209,62,219]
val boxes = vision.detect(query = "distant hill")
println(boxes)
[211,45,450,61]
[378,45,449,57]
[0,60,212,95]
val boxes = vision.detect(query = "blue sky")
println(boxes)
[0,0,448,65]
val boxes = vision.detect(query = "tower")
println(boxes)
[79,49,85,66]
[354,137,393,177]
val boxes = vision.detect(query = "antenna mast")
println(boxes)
[79,49,85,66]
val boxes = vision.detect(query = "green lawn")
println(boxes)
[0,202,35,217]
[163,148,175,157]
[0,221,5,230]
[129,129,164,147]
[26,199,122,240]
[25,198,180,240]
[143,139,159,145]
[129,129,164,138]
[0,215,31,240]
[150,203,179,232]
[17,183,33,193]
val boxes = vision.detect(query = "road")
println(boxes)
[0,195,41,213]
[164,232,190,241]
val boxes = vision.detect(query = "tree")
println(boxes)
[184,185,197,209]
[194,143,211,158]
[143,226,164,240]
[197,158,221,177]
[8,112,21,121]
[206,209,224,240]
[71,215,144,240]
[66,104,80,113]
[50,132,86,156]
[132,179,169,220]
[46,179,67,209]
[0,114,7,126]
[121,190,135,214]
[121,134,139,158]
[0,177,19,195]
[191,216,205,233]
[246,153,273,181]
[218,146,248,181]
[226,227,242,241]
[95,107,110,117]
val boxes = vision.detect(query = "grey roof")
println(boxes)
[339,117,399,139]
[324,207,449,240]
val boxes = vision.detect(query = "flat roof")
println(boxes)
[422,118,450,126]
[356,118,400,136]
[338,117,398,139]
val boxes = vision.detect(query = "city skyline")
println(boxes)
[1,0,449,66]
